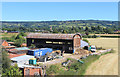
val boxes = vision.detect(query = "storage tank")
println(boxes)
[27,48,53,57]
[29,58,37,65]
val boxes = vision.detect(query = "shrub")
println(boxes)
[46,65,59,75]
[88,35,92,38]
[83,35,88,38]
[92,34,97,38]
[67,58,72,61]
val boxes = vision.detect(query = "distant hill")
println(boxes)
[1,20,119,34]
[1,20,118,28]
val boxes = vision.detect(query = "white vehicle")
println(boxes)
[90,45,96,52]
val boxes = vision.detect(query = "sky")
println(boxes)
[2,2,118,21]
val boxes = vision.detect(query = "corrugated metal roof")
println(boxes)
[11,55,34,62]
[17,64,41,68]
[27,33,81,40]
[7,49,17,52]
[81,40,89,48]
[8,53,26,58]
[15,47,30,50]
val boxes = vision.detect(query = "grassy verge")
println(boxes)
[100,49,115,55]
[46,55,100,75]
[46,49,115,76]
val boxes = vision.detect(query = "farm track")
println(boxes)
[85,38,118,75]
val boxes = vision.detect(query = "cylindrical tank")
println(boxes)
[29,58,37,65]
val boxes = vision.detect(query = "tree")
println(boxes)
[85,32,89,36]
[29,44,36,49]
[4,64,22,77]
[92,34,97,38]
[19,32,26,36]
[15,35,23,39]
[14,39,24,47]
[2,49,11,73]
[85,26,89,31]
[2,49,22,76]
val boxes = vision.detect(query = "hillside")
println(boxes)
[1,20,119,34]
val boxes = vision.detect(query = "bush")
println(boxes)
[46,65,59,75]
[67,58,72,61]
[83,35,88,38]
[88,35,92,38]
[3,64,22,76]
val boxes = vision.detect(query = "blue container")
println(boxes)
[28,48,53,56]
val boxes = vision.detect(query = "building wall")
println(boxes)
[73,34,81,53]
[24,67,42,76]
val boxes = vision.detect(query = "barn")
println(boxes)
[26,33,82,54]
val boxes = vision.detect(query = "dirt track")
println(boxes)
[85,38,118,75]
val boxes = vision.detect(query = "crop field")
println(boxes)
[85,38,118,75]
[90,34,119,36]
[0,33,19,38]
[0,33,29,38]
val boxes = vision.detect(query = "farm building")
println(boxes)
[10,55,43,76]
[23,66,42,76]
[1,40,16,49]
[1,40,9,46]
[11,55,34,65]
[27,33,82,53]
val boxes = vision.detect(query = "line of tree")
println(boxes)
[1,20,119,34]
[2,48,22,76]
[2,25,119,34]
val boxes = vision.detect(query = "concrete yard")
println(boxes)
[37,53,82,66]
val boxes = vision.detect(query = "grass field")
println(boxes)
[85,38,118,75]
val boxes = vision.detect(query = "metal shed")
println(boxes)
[81,40,89,48]
[11,55,34,64]
[27,48,53,57]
